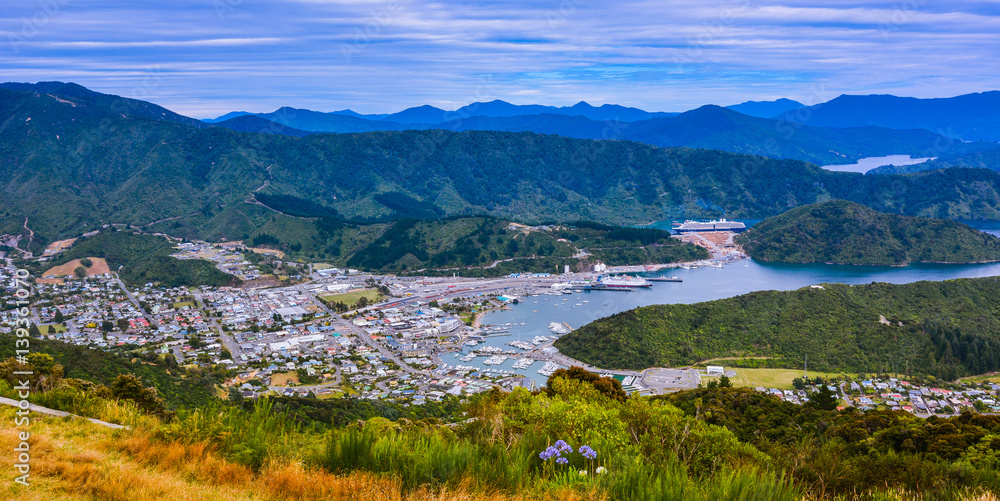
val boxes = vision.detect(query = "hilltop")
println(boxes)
[734,200,1000,266]
[554,276,1000,378]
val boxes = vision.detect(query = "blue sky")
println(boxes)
[2,0,998,117]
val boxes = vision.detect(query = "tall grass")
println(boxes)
[26,385,158,429]
[319,421,806,500]
[160,398,298,470]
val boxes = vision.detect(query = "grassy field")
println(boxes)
[269,371,299,387]
[958,372,1000,384]
[172,301,196,309]
[729,368,847,389]
[319,289,382,308]
[42,323,68,334]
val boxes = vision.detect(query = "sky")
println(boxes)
[2,0,999,118]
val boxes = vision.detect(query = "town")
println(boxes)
[3,237,1000,416]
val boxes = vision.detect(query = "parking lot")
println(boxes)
[641,368,701,393]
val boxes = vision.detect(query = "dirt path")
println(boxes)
[142,210,200,228]
[21,217,34,253]
[0,396,127,429]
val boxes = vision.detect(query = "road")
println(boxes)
[193,291,244,363]
[112,273,156,326]
[301,288,429,376]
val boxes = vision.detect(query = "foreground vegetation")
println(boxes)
[737,200,1000,265]
[555,276,1000,378]
[3,357,1000,501]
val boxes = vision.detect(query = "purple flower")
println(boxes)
[554,439,572,453]
[578,445,597,459]
[538,446,561,460]
[556,457,568,464]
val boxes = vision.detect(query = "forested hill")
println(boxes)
[735,200,1000,265]
[554,277,1000,379]
[9,85,1000,255]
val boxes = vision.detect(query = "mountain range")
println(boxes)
[208,103,993,166]
[776,91,1000,142]
[205,91,1000,144]
[4,82,1000,256]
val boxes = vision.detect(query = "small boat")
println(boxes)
[648,275,683,282]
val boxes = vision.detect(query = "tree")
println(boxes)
[220,348,233,361]
[74,266,88,279]
[101,320,114,333]
[80,257,93,268]
[188,336,203,349]
[545,366,628,402]
[110,374,165,415]
[28,323,41,337]
[809,384,839,411]
[53,309,65,323]
[792,377,806,390]
[718,375,733,388]
[117,318,131,332]
[356,296,370,308]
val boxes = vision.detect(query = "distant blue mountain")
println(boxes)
[776,91,1000,141]
[213,114,315,137]
[383,104,449,124]
[255,107,414,133]
[206,99,675,127]
[331,109,388,120]
[451,99,672,122]
[726,98,804,118]
[203,111,254,123]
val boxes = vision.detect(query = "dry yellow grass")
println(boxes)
[0,407,598,501]
[270,371,300,387]
[41,257,111,278]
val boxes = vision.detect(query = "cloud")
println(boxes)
[0,0,996,116]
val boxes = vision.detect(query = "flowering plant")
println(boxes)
[538,439,603,478]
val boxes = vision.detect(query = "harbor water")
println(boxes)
[452,222,1000,384]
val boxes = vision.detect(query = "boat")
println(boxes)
[595,275,652,288]
[509,340,535,350]
[512,358,536,369]
[673,219,747,234]
[649,275,683,282]
[537,362,561,376]
[548,322,571,335]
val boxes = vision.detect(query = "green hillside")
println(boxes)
[8,86,1000,255]
[0,334,219,409]
[554,276,1000,379]
[735,200,1000,265]
[228,216,707,273]
[34,230,238,287]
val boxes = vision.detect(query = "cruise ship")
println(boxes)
[673,219,747,233]
[596,275,652,288]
